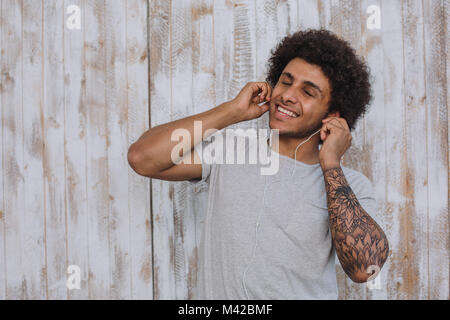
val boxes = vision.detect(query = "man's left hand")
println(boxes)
[319,116,352,170]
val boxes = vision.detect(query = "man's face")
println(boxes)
[268,58,332,139]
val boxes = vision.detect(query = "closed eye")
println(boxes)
[281,82,314,97]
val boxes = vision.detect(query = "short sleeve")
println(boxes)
[358,188,378,223]
[187,130,222,193]
[349,171,380,225]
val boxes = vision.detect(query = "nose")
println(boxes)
[280,87,299,106]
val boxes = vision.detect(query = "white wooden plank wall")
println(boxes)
[0,0,448,300]
[1,0,151,299]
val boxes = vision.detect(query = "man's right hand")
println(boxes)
[228,82,272,122]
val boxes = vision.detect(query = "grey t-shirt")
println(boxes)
[188,129,378,300]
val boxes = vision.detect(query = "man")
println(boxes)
[128,29,389,299]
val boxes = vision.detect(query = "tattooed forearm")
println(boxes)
[323,167,389,283]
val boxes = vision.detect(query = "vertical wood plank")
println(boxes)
[127,0,152,299]
[228,0,257,130]
[104,0,131,299]
[423,0,449,299]
[170,0,194,299]
[0,0,6,300]
[298,0,320,30]
[255,0,285,82]
[42,0,68,299]
[64,0,90,299]
[317,0,332,29]
[329,0,342,35]
[399,0,428,299]
[381,0,409,300]
[2,0,26,299]
[360,0,388,300]
[149,0,175,299]
[84,0,110,299]
[213,0,234,107]
[22,0,47,299]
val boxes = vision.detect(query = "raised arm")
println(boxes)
[127,82,272,180]
[323,166,389,283]
[318,116,389,283]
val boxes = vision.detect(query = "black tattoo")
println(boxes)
[323,167,389,282]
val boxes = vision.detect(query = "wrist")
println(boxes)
[218,101,243,124]
[320,159,341,171]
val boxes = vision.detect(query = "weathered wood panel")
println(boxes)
[400,0,429,299]
[126,0,152,300]
[149,0,174,300]
[423,0,449,299]
[105,0,131,299]
[0,0,4,300]
[0,0,447,300]
[43,0,68,300]
[84,0,111,298]
[2,0,27,299]
[1,1,22,297]
[64,0,89,299]
[380,0,410,300]
[0,0,151,299]
[22,0,47,299]
[189,0,215,299]
[229,0,257,130]
[360,0,387,300]
[170,0,196,300]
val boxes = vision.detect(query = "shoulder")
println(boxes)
[340,165,381,223]
[341,165,374,196]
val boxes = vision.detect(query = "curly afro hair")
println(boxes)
[265,28,373,141]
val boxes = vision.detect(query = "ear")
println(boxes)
[327,111,340,118]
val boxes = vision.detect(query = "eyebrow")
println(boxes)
[281,72,324,97]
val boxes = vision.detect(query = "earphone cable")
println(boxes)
[242,128,321,299]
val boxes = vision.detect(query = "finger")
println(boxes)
[320,122,332,141]
[332,118,347,130]
[252,82,263,95]
[340,118,350,131]
[329,119,345,130]
[259,101,270,114]
[322,115,337,120]
[261,82,268,101]
[262,82,272,101]
[254,82,267,102]
[260,83,268,101]
[328,122,349,138]
[325,118,345,130]
[322,116,339,124]
[266,82,272,100]
[320,122,338,140]
[320,127,325,141]
[323,117,347,131]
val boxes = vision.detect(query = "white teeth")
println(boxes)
[277,105,298,118]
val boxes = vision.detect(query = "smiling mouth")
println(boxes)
[275,104,300,118]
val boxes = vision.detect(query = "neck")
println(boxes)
[270,133,321,165]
